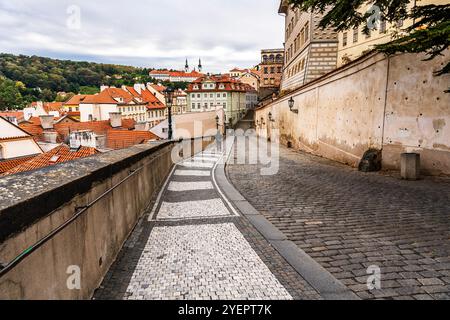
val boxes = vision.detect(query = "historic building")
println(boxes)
[278,0,338,92]
[149,59,204,83]
[337,0,447,67]
[186,75,256,126]
[0,116,43,174]
[259,49,284,90]
[65,85,165,126]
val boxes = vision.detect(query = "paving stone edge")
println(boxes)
[215,140,360,300]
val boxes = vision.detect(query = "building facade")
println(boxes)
[186,75,254,126]
[337,0,448,67]
[259,49,284,89]
[278,0,338,92]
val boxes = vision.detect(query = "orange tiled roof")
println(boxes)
[0,156,37,174]
[150,70,204,78]
[0,111,25,122]
[186,75,253,93]
[65,95,89,105]
[19,118,136,143]
[140,89,166,110]
[43,102,64,113]
[3,145,98,176]
[106,130,159,150]
[149,84,167,93]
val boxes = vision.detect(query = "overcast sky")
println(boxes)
[0,0,284,73]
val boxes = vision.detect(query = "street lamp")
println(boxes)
[288,96,298,114]
[268,112,274,122]
[164,87,175,140]
[215,115,220,131]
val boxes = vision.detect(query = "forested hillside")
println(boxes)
[0,53,187,110]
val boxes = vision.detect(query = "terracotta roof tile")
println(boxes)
[0,156,37,174]
[106,130,159,150]
[3,145,98,176]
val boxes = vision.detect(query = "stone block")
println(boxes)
[401,153,421,180]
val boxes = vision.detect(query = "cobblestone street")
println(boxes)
[227,137,450,300]
[94,148,320,300]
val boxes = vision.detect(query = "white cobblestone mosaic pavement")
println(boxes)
[157,198,231,220]
[95,149,305,300]
[125,223,293,300]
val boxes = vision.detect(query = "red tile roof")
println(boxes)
[0,111,25,122]
[0,156,37,174]
[149,84,167,93]
[19,118,136,143]
[186,75,254,93]
[65,95,89,105]
[106,130,159,150]
[2,145,99,176]
[150,70,204,79]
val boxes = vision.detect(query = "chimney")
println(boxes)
[134,122,149,131]
[134,84,143,95]
[100,85,109,92]
[109,112,122,128]
[40,115,54,130]
[43,131,58,144]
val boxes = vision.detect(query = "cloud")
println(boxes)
[0,0,284,73]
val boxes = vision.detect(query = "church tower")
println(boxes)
[185,59,189,73]
[198,58,203,73]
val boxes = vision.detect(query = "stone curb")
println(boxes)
[214,142,360,301]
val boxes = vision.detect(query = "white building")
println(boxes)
[0,116,43,162]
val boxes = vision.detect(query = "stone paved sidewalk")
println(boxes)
[226,137,450,300]
[94,148,321,300]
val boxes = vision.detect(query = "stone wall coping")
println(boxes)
[0,141,172,243]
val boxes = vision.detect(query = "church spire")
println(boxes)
[198,58,202,73]
[185,59,189,73]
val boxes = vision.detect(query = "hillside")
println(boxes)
[0,53,159,110]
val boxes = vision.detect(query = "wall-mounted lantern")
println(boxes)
[268,112,275,122]
[288,96,298,114]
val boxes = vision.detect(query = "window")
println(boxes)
[342,32,348,47]
[300,28,305,47]
[353,28,359,43]
[192,103,195,109]
[278,67,282,73]
[264,67,268,74]
[223,93,226,98]
[270,67,275,73]
[197,94,200,98]
[304,22,309,41]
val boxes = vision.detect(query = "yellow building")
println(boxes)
[337,0,447,67]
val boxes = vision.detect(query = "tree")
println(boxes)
[289,1,449,81]
[0,78,23,110]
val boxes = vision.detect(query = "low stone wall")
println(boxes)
[256,51,450,175]
[0,138,212,299]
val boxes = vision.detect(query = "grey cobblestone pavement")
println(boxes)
[226,137,450,300]
[94,148,321,300]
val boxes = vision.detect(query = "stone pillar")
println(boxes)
[401,153,421,180]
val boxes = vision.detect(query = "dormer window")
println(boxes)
[193,85,199,90]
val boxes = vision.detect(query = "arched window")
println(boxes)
[269,55,275,63]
